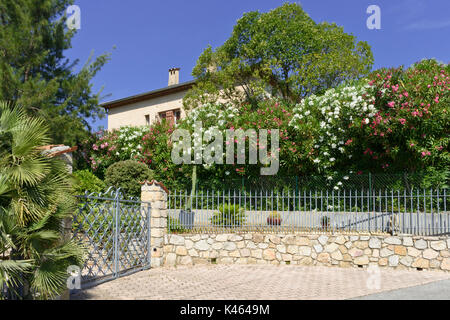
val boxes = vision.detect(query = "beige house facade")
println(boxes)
[102,68,195,130]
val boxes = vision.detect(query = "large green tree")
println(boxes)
[0,0,110,153]
[184,2,374,110]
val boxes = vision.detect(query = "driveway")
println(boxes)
[71,264,450,300]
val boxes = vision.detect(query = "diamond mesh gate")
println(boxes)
[72,188,151,287]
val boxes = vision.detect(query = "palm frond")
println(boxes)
[1,101,85,299]
[0,259,33,289]
[8,157,50,187]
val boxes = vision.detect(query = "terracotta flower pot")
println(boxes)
[267,217,282,225]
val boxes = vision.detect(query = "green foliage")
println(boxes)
[0,102,84,300]
[210,204,246,227]
[184,2,373,110]
[268,211,281,219]
[84,120,191,190]
[0,0,111,167]
[288,59,449,189]
[104,160,154,198]
[72,169,106,195]
[86,60,449,191]
[419,167,449,190]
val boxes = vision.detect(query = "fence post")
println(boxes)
[141,180,169,268]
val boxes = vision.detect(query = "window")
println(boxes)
[158,109,181,125]
[145,115,150,126]
[174,110,181,124]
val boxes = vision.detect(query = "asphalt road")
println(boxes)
[351,279,450,300]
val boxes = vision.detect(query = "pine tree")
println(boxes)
[0,0,110,154]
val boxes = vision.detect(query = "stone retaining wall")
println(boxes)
[163,233,450,272]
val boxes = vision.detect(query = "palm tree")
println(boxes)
[0,102,83,300]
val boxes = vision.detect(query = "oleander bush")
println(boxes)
[84,59,449,191]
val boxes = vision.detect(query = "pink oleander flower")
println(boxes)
[398,118,406,125]
[388,101,395,108]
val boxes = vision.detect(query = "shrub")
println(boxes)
[210,204,246,227]
[105,160,154,198]
[73,169,106,195]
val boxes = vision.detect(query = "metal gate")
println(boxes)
[72,188,151,287]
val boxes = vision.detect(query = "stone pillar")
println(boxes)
[141,180,169,268]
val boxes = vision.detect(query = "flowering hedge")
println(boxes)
[288,59,449,188]
[289,79,377,182]
[83,59,449,190]
[363,59,449,173]
[83,125,148,176]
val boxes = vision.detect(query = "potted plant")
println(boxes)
[267,211,282,225]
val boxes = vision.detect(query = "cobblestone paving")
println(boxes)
[71,265,450,300]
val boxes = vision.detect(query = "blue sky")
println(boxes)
[65,0,450,131]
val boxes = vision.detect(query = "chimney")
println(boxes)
[168,67,180,86]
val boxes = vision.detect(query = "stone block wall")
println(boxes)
[163,233,450,272]
[140,182,449,273]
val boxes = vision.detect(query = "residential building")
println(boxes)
[101,68,195,130]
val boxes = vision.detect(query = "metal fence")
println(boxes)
[168,189,450,236]
[72,188,151,287]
